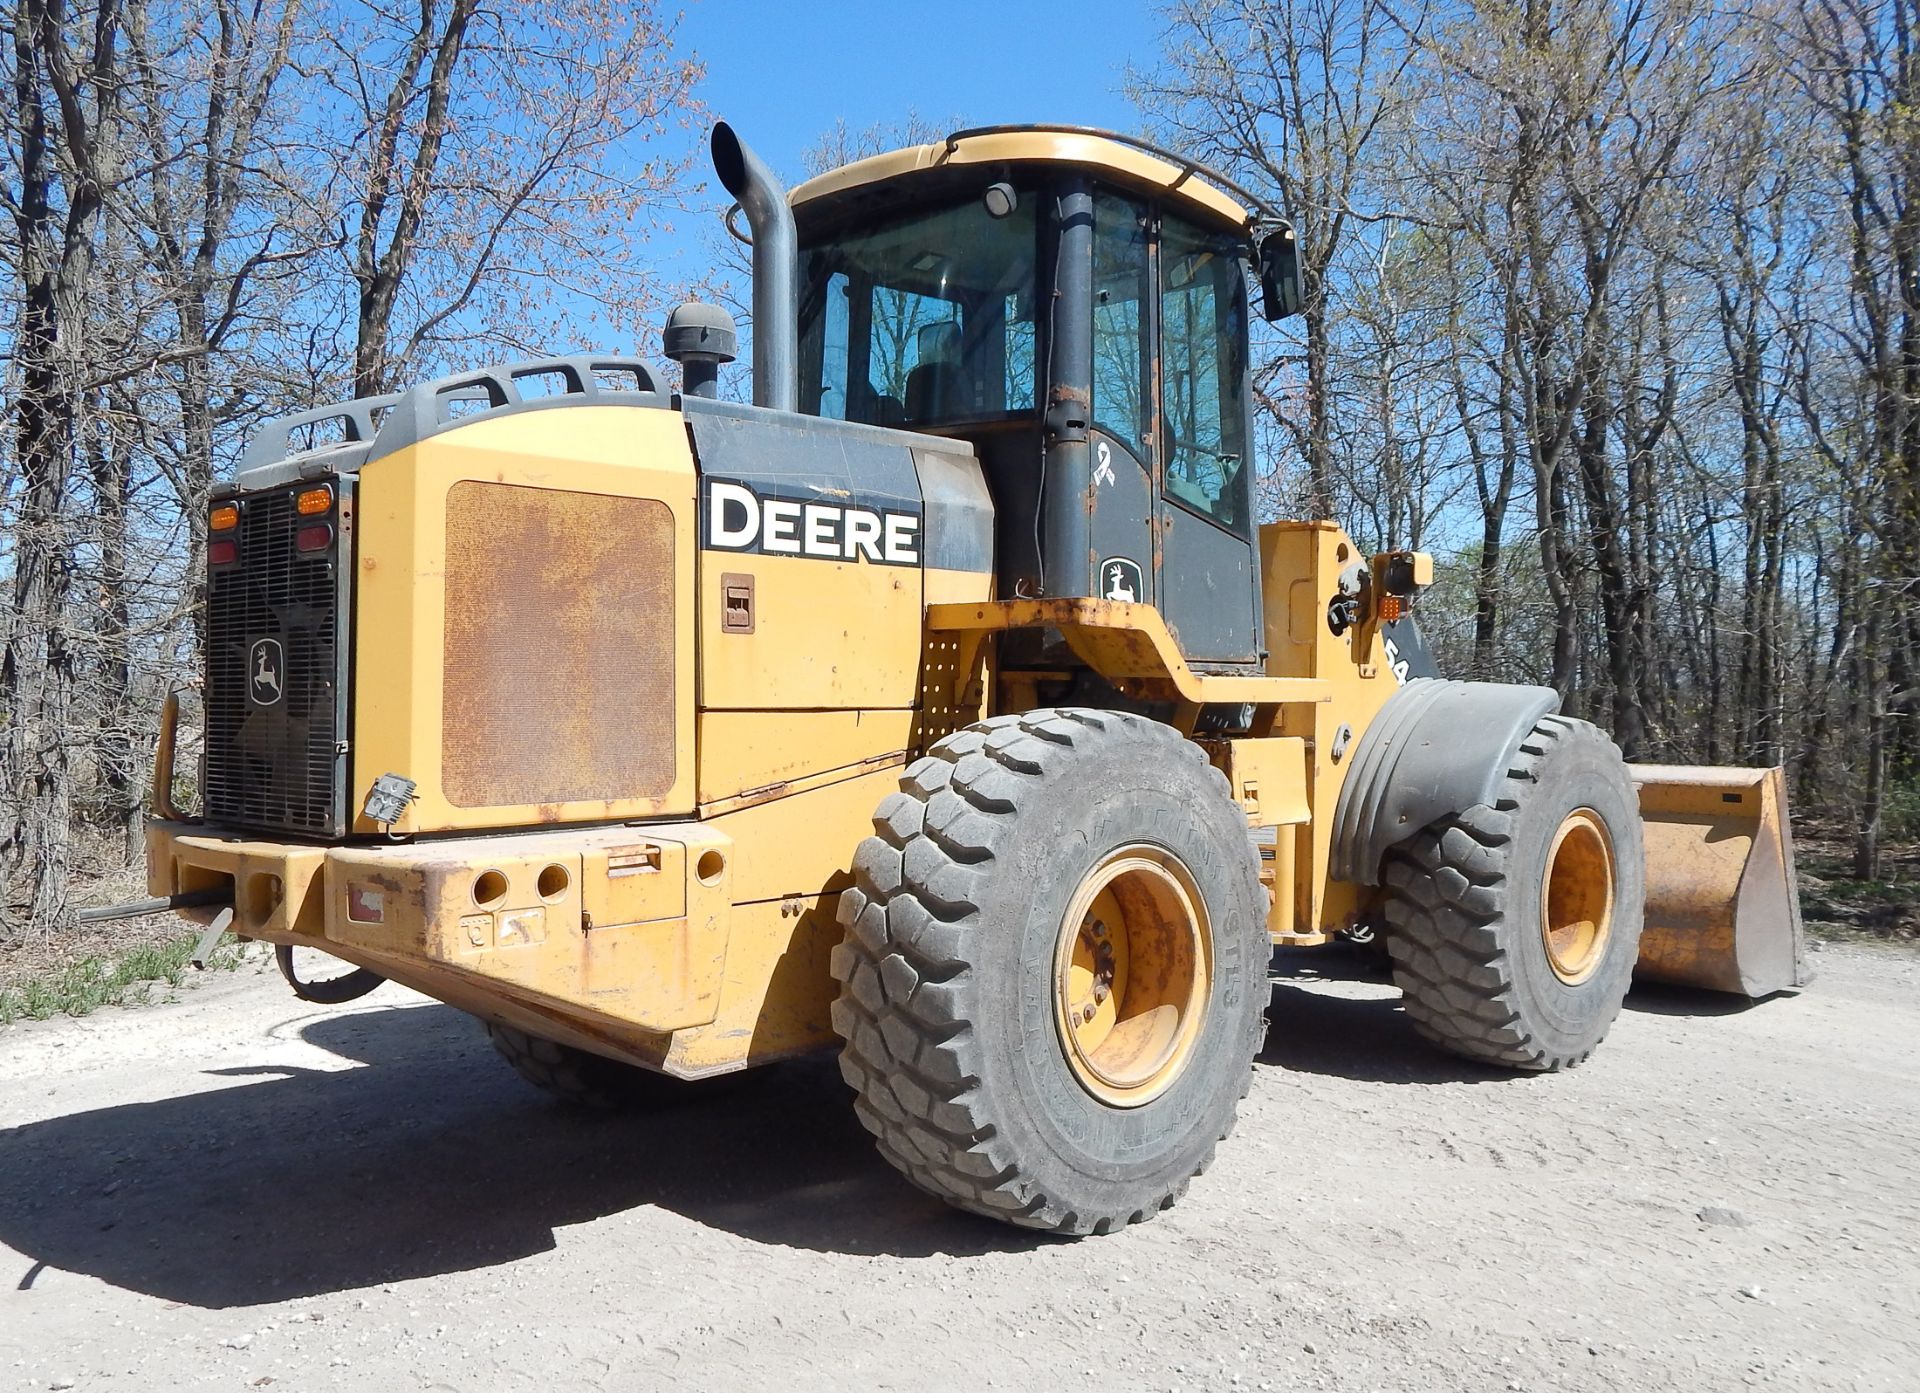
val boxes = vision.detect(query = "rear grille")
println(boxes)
[203,483,348,835]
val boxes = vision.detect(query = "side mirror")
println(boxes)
[1258,225,1303,322]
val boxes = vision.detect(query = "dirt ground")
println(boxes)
[1,940,1915,1393]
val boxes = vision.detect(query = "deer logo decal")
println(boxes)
[249,638,285,707]
[1103,557,1143,604]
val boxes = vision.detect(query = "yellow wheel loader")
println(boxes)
[127,122,1807,1234]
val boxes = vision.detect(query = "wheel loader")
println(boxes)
[124,121,1807,1234]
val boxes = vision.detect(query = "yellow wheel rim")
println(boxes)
[1052,845,1211,1108]
[1541,809,1616,985]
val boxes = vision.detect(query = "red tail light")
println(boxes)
[296,524,333,553]
[209,539,238,566]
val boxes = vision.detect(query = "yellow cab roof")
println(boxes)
[789,126,1260,236]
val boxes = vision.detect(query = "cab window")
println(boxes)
[799,193,1040,427]
[1092,192,1151,461]
[811,271,853,420]
[1159,214,1249,532]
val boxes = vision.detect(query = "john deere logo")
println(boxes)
[248,638,284,706]
[1102,556,1144,603]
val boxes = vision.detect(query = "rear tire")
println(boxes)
[484,1022,736,1110]
[1381,715,1645,1070]
[830,709,1267,1235]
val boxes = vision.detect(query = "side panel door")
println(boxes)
[685,399,925,711]
[1160,505,1259,660]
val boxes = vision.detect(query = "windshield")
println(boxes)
[798,191,1040,428]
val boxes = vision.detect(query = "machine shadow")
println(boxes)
[1621,981,1775,1017]
[1260,949,1775,1084]
[1259,975,1519,1086]
[0,1003,1041,1309]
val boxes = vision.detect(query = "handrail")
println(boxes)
[233,353,672,480]
[151,689,200,824]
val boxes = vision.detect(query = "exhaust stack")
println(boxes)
[710,123,799,414]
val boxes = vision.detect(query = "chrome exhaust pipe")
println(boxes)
[710,122,799,414]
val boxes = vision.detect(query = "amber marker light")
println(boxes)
[296,484,334,515]
[1377,594,1405,622]
[209,503,239,532]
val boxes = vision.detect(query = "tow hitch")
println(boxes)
[75,887,385,1001]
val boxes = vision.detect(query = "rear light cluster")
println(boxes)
[209,484,336,566]
[208,501,239,565]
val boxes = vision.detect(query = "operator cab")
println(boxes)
[788,128,1299,671]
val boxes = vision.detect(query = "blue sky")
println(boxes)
[652,0,1172,284]
[687,0,1164,177]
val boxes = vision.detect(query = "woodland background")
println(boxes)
[1,0,1914,945]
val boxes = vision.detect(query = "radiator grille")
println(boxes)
[203,484,346,835]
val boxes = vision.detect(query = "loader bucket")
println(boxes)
[1627,764,1809,997]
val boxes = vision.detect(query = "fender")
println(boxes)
[1330,678,1561,886]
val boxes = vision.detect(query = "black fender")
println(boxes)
[1330,678,1562,886]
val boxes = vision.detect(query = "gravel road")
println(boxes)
[1,939,1915,1392]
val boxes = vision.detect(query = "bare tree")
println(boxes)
[317,0,705,396]
[0,0,707,943]
[1785,0,1919,876]
[1132,0,1912,813]
[1133,0,1422,518]
[1,0,126,937]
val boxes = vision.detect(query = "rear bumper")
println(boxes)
[144,817,758,1072]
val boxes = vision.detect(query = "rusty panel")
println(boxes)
[442,482,674,807]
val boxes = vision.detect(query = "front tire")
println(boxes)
[830,709,1267,1235]
[1381,715,1645,1070]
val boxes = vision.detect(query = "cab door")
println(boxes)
[1151,212,1261,665]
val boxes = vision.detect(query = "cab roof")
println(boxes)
[789,125,1264,237]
